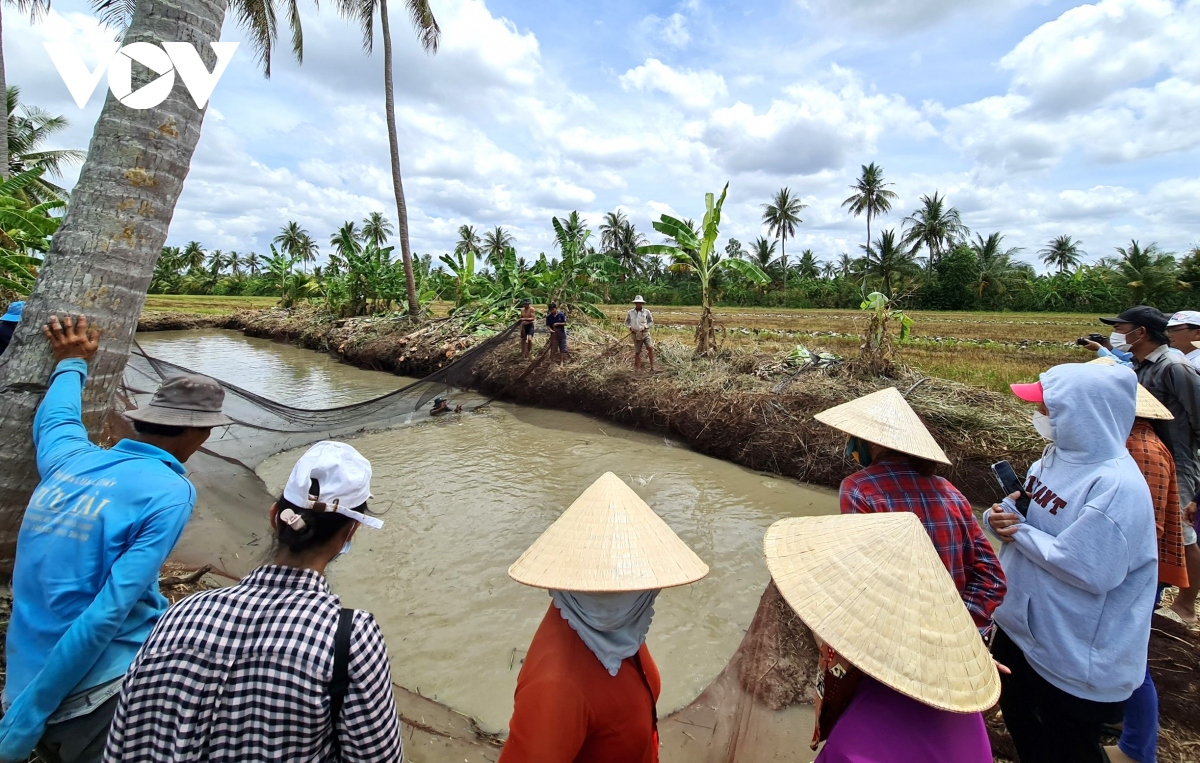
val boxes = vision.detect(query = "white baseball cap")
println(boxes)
[282,441,382,529]
[633,295,645,303]
[1168,310,1200,328]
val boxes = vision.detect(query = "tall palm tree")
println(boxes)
[6,86,85,204]
[482,225,514,266]
[1039,235,1085,274]
[761,187,806,292]
[969,233,1024,299]
[454,224,481,257]
[246,252,261,276]
[841,162,898,266]
[599,210,628,253]
[206,248,226,277]
[795,249,820,280]
[330,221,363,262]
[227,251,242,276]
[837,252,854,277]
[1,0,52,181]
[599,210,647,278]
[901,191,968,270]
[182,241,206,272]
[1114,240,1180,303]
[750,236,777,279]
[820,261,837,280]
[336,0,440,315]
[360,211,392,248]
[274,221,309,271]
[860,229,914,294]
[296,233,319,274]
[0,0,309,570]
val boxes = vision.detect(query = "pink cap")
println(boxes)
[1009,381,1044,403]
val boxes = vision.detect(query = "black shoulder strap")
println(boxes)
[329,608,355,742]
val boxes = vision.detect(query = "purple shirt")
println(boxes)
[816,677,991,763]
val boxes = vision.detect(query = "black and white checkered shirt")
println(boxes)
[103,565,402,762]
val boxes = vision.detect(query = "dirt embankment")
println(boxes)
[137,308,1045,506]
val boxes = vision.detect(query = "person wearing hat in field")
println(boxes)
[103,441,399,763]
[1102,305,1200,623]
[0,315,232,763]
[989,362,1157,763]
[1166,309,1200,370]
[0,300,24,356]
[625,296,655,372]
[518,298,536,360]
[764,512,1000,763]
[814,387,1006,630]
[500,472,709,763]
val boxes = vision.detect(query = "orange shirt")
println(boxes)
[1127,420,1189,588]
[499,604,661,763]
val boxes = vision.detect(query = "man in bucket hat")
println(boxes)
[0,315,231,763]
[624,296,655,372]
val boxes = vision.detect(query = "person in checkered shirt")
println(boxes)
[103,442,402,763]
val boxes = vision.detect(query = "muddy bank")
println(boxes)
[194,308,1044,505]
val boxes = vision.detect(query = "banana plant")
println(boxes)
[639,183,769,354]
[0,170,63,295]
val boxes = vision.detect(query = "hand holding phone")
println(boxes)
[990,460,1031,517]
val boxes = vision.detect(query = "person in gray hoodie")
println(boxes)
[985,362,1157,763]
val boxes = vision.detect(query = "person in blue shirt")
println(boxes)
[0,301,24,356]
[0,314,232,763]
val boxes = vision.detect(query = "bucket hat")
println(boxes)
[814,387,950,464]
[1,301,24,323]
[282,441,382,529]
[633,295,645,303]
[764,512,1000,713]
[1083,358,1173,420]
[125,374,234,428]
[509,472,709,592]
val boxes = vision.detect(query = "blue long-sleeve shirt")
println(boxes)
[0,359,196,760]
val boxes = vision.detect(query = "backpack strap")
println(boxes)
[329,608,355,750]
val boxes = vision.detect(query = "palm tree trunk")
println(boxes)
[0,0,225,573]
[865,211,872,280]
[379,0,420,317]
[0,6,9,181]
[780,237,787,299]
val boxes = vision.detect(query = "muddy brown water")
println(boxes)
[138,330,839,733]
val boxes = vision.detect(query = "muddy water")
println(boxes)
[138,330,840,733]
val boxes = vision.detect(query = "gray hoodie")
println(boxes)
[985,363,1157,702]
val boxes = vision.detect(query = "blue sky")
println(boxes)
[8,0,1200,270]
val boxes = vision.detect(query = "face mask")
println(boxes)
[1032,411,1054,441]
[333,539,352,562]
[845,437,873,468]
[1110,332,1131,351]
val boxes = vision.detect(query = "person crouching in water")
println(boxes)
[764,512,1000,763]
[814,387,1006,632]
[103,441,402,763]
[499,472,709,762]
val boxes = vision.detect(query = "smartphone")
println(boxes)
[990,460,1031,517]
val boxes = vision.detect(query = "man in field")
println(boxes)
[0,315,230,763]
[624,296,655,373]
[518,298,536,360]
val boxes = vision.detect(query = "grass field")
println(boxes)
[143,295,1104,392]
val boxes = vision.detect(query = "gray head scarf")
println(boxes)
[551,589,659,676]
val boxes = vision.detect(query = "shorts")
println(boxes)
[521,323,534,339]
[633,333,654,351]
[1178,463,1199,546]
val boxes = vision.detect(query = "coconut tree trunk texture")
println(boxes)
[0,0,225,573]
[779,237,786,297]
[379,0,420,317]
[0,6,9,181]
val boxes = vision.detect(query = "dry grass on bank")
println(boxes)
[142,295,279,314]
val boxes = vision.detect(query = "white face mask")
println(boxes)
[1110,332,1131,351]
[1032,411,1054,441]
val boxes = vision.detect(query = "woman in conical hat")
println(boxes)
[764,512,999,763]
[814,387,1006,632]
[498,472,708,763]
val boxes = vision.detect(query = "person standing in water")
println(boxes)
[814,387,1006,631]
[624,296,655,372]
[500,472,709,762]
[103,441,401,763]
[764,512,999,763]
[518,298,536,360]
[0,315,231,763]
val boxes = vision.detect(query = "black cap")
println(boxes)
[1099,306,1168,332]
[521,298,531,305]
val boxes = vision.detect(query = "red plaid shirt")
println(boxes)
[840,455,1007,627]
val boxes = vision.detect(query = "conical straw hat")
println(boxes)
[509,472,710,592]
[814,387,950,464]
[1086,358,1172,420]
[764,512,1000,713]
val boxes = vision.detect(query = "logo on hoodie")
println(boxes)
[1024,475,1067,515]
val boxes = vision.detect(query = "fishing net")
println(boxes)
[120,322,525,469]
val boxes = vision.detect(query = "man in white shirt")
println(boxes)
[624,296,655,372]
[1166,310,1200,371]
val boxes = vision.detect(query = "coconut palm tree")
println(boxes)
[820,261,837,280]
[296,233,319,273]
[182,241,206,272]
[206,248,226,278]
[0,0,52,181]
[842,162,898,267]
[901,191,968,270]
[860,229,915,294]
[1114,240,1180,304]
[482,225,514,266]
[227,251,242,276]
[330,221,363,263]
[837,252,854,277]
[599,210,647,278]
[6,86,84,204]
[246,252,261,276]
[969,233,1025,299]
[274,221,310,271]
[750,236,777,279]
[336,0,440,316]
[360,211,393,248]
[1039,235,1085,274]
[795,248,820,280]
[454,224,481,257]
[0,0,309,570]
[761,187,805,292]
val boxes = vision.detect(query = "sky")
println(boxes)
[8,0,1200,271]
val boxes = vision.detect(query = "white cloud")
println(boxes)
[799,0,1038,33]
[619,59,728,109]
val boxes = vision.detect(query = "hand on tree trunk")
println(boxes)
[44,316,100,364]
